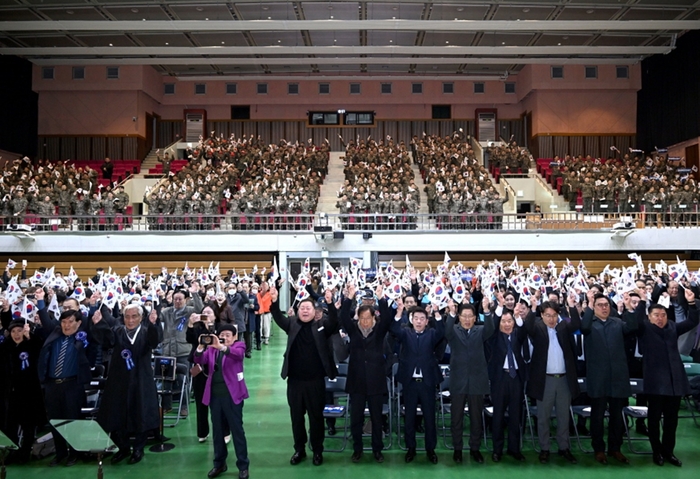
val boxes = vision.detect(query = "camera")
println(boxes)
[200,334,215,346]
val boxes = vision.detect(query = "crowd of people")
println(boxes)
[488,141,531,174]
[415,133,509,229]
[336,136,420,230]
[144,133,328,231]
[554,152,699,225]
[1,253,699,475]
[0,156,128,230]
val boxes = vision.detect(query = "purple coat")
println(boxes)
[194,341,249,405]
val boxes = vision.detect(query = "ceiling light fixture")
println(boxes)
[523,8,530,13]
[66,10,74,14]
[456,7,464,12]
[586,9,595,14]
[196,7,204,12]
[131,8,139,13]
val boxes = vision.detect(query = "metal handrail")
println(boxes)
[4,209,698,233]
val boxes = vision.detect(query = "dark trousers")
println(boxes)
[590,396,626,453]
[350,393,384,453]
[192,373,210,439]
[403,379,437,450]
[491,372,523,455]
[647,394,681,457]
[450,393,484,451]
[287,378,326,453]
[254,315,262,348]
[210,394,249,472]
[113,430,148,453]
[44,380,85,459]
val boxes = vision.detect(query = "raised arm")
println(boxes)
[269,286,291,333]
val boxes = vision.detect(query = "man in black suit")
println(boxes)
[651,277,696,355]
[581,290,638,465]
[270,286,338,466]
[391,303,445,464]
[487,309,528,463]
[638,287,698,467]
[340,283,393,463]
[522,296,580,464]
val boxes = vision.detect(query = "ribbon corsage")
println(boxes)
[121,349,135,370]
[76,331,89,348]
[19,352,29,370]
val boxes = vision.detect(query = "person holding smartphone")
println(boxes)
[194,324,250,479]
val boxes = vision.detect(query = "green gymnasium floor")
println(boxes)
[12,324,700,479]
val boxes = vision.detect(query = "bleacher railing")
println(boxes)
[6,209,700,233]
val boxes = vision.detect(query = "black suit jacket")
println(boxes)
[340,298,392,396]
[487,315,528,385]
[271,300,339,380]
[522,307,581,401]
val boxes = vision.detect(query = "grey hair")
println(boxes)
[123,303,144,317]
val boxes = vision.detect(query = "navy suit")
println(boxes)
[487,314,528,455]
[391,314,445,450]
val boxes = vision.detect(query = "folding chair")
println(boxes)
[524,396,578,452]
[81,365,106,418]
[570,377,598,453]
[323,376,349,452]
[680,363,700,426]
[623,378,651,454]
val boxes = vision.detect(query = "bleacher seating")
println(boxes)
[71,160,141,183]
[147,160,189,176]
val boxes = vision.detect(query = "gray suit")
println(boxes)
[445,312,496,451]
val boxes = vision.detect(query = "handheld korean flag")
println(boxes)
[22,298,37,322]
[67,266,79,283]
[294,287,310,304]
[70,284,86,302]
[322,260,340,290]
[511,256,520,272]
[349,257,363,271]
[302,258,311,276]
[296,273,310,291]
[405,255,411,270]
[270,257,280,285]
[7,258,16,269]
[452,279,467,303]
[428,281,450,309]
[444,252,452,265]
[47,294,61,321]
[30,270,44,286]
[103,288,119,310]
[6,276,22,304]
[627,252,644,272]
[385,279,403,302]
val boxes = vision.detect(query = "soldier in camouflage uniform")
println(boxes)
[36,194,55,231]
[87,193,103,231]
[336,194,351,230]
[172,192,188,230]
[72,191,89,230]
[102,191,117,231]
[201,193,218,230]
[581,177,594,213]
[143,192,160,231]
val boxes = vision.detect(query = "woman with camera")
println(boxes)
[194,324,250,479]
[187,306,231,443]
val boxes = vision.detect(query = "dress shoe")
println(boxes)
[652,453,665,466]
[609,451,630,464]
[558,449,577,464]
[405,448,416,463]
[492,452,502,463]
[312,452,323,466]
[373,451,384,463]
[111,449,131,465]
[635,421,649,436]
[539,450,550,464]
[255,345,261,351]
[351,451,362,463]
[453,450,463,463]
[225,435,231,444]
[245,352,252,359]
[664,455,682,467]
[65,455,79,467]
[179,408,189,417]
[594,452,608,464]
[239,470,249,479]
[128,449,144,465]
[470,450,484,464]
[289,451,306,465]
[509,451,526,462]
[208,464,228,478]
[327,425,337,436]
[427,449,438,464]
[49,456,65,467]
[199,435,209,443]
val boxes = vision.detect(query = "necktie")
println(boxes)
[54,336,69,377]
[506,335,517,379]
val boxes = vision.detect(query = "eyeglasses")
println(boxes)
[594,303,610,308]
[542,313,558,319]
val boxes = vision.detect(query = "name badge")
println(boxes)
[680,205,687,209]
[654,205,662,209]
[318,326,325,331]
[600,204,608,209]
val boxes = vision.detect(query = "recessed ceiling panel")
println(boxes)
[301,2,359,21]
[492,6,555,21]
[104,6,170,21]
[191,32,250,47]
[422,32,476,47]
[37,7,104,21]
[74,34,135,47]
[133,33,194,47]
[250,31,305,46]
[170,4,233,21]
[366,3,424,20]
[429,4,490,21]
[557,7,619,21]
[310,31,361,47]
[535,34,591,46]
[0,9,42,21]
[235,3,297,20]
[622,8,686,21]
[367,30,419,46]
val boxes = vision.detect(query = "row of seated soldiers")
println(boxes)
[336,137,420,229]
[142,141,327,230]
[554,154,699,226]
